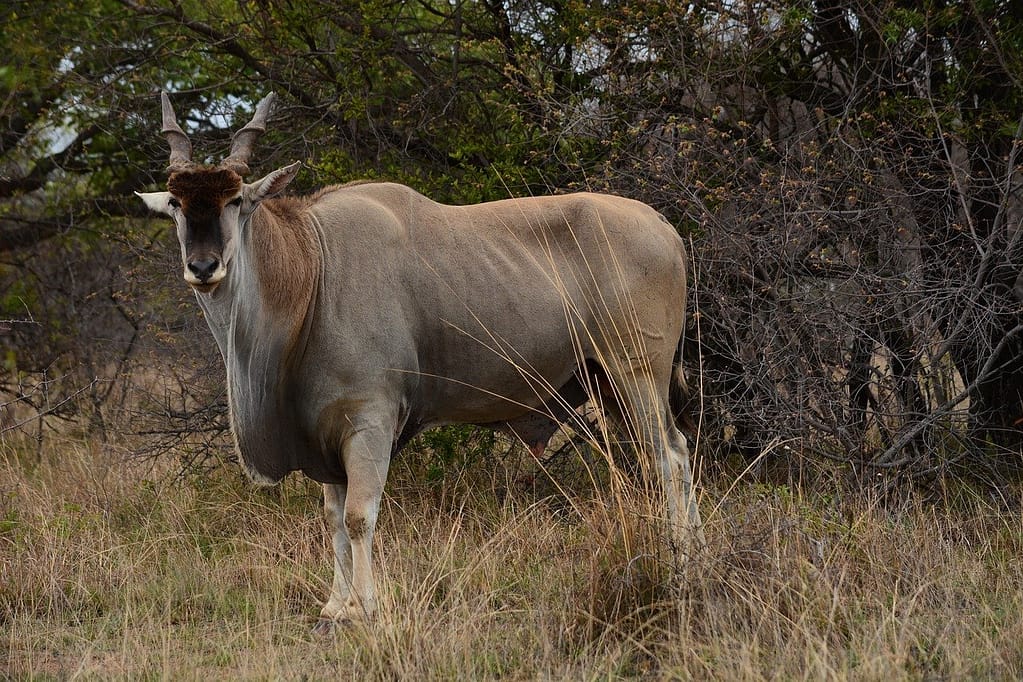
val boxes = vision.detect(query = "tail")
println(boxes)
[668,336,697,434]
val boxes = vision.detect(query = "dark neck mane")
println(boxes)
[248,197,320,351]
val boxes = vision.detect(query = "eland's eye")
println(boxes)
[228,197,242,208]
[168,197,181,209]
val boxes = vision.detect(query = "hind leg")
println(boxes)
[664,421,706,548]
[597,365,704,552]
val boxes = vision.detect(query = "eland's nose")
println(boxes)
[187,258,220,282]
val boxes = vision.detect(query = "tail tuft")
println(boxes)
[668,338,697,434]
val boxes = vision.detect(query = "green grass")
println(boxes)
[2,433,1022,680]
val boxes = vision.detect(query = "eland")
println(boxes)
[137,91,703,630]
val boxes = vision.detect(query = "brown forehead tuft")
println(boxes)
[167,168,243,202]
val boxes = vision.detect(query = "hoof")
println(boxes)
[316,599,376,634]
[312,616,347,636]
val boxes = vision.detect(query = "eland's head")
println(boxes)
[136,92,301,293]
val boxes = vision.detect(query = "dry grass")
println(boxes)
[2,431,1022,680]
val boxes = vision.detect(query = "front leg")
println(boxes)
[316,423,393,630]
[316,482,352,632]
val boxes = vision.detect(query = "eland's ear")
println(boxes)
[243,161,302,205]
[135,190,177,216]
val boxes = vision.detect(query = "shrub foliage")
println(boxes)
[3,0,1023,483]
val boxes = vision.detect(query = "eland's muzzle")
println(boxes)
[187,257,221,283]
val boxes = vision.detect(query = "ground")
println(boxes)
[2,432,1022,679]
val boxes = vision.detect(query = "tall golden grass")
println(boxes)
[3,425,1021,680]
